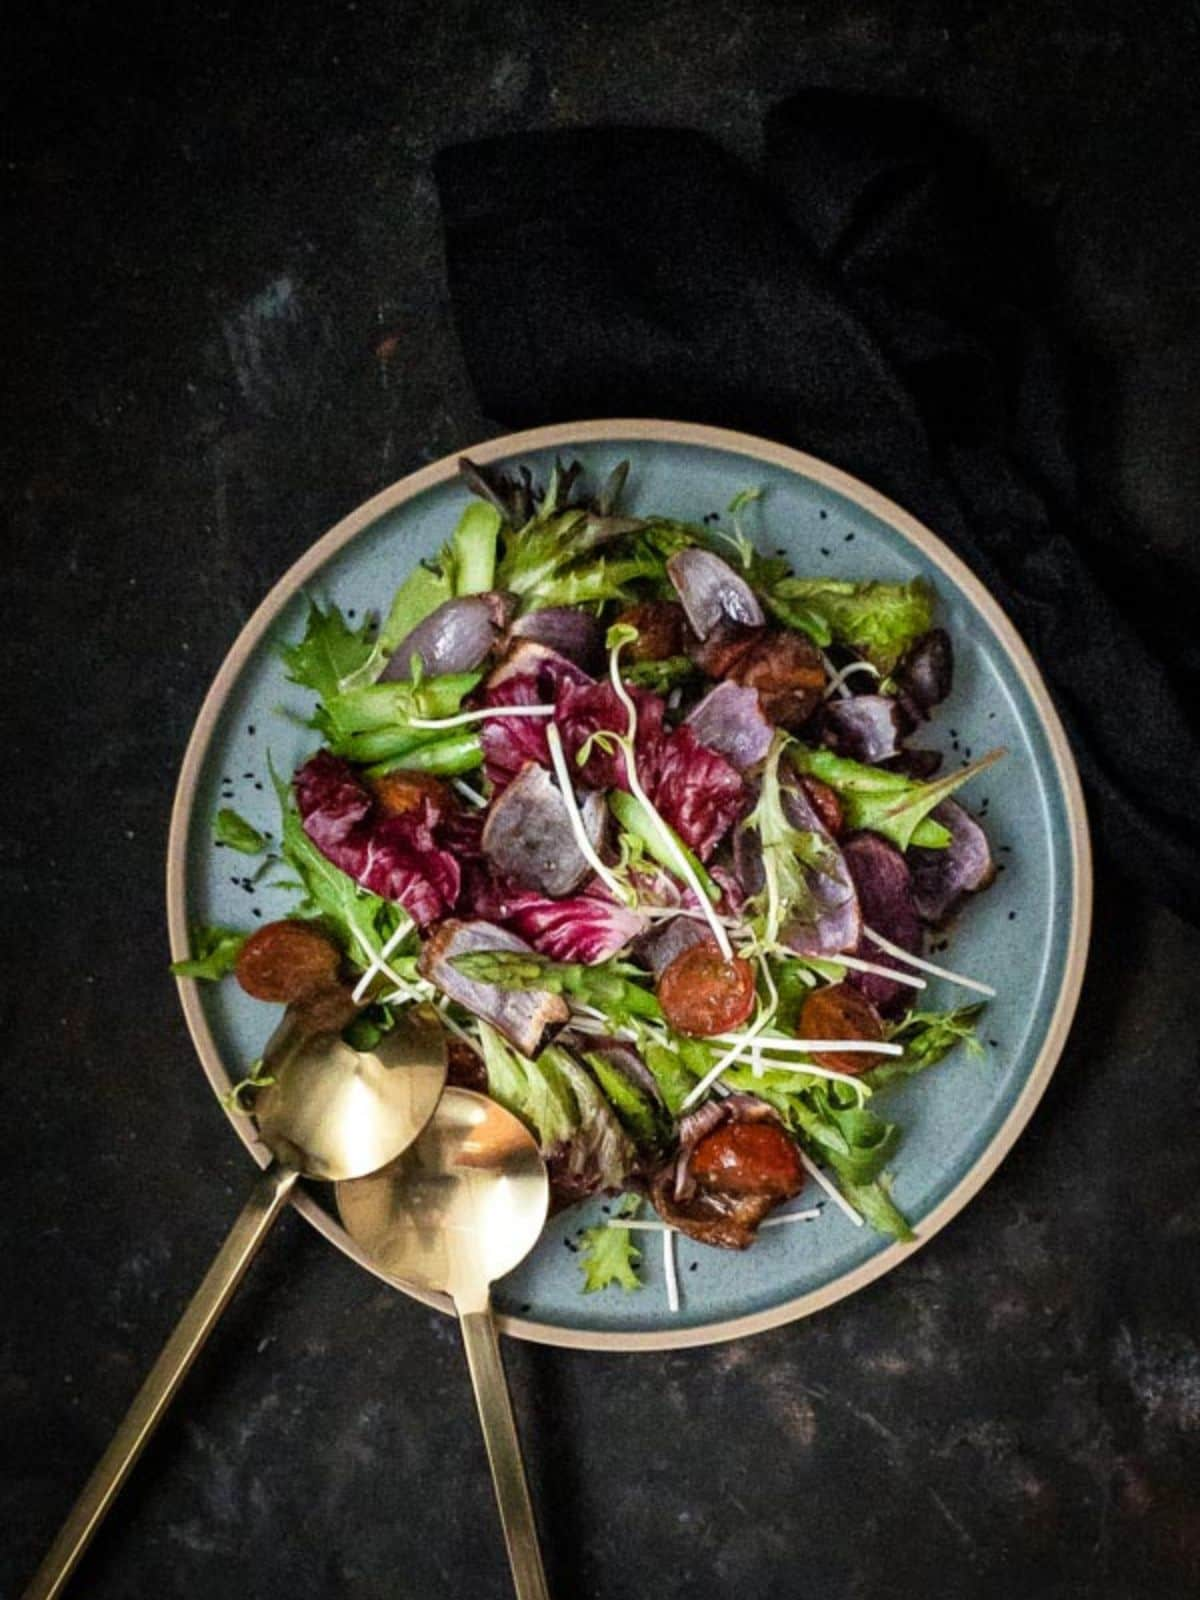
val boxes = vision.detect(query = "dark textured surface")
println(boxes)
[3,4,1199,1598]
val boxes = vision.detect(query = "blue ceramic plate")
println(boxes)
[168,420,1091,1350]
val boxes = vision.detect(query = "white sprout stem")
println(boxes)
[862,925,996,997]
[679,952,779,1111]
[545,723,633,906]
[825,952,927,991]
[451,778,487,807]
[799,1150,864,1227]
[350,916,415,1003]
[608,1217,672,1232]
[760,1208,824,1227]
[710,1034,902,1056]
[663,1227,680,1313]
[408,703,556,730]
[822,657,881,700]
[608,640,732,960]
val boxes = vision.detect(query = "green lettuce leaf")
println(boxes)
[280,598,380,702]
[869,1004,987,1086]
[791,745,1004,852]
[578,1196,643,1293]
[585,1053,663,1147]
[768,577,935,671]
[742,732,837,944]
[378,502,504,653]
[214,807,268,855]
[840,1176,915,1242]
[170,924,247,981]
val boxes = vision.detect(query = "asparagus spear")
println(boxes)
[451,950,662,1020]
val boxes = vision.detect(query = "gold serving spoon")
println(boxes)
[24,1002,448,1600]
[338,1088,551,1600]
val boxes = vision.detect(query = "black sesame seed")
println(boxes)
[601,1205,611,1215]
[988,1039,998,1048]
[845,532,855,542]
[215,840,225,849]
[820,547,831,557]
[964,748,972,760]
[1007,910,1017,920]
[229,876,240,885]
[254,782,263,791]
[949,729,958,739]
[818,509,827,520]
[519,1303,532,1314]
[252,907,262,918]
[997,863,1007,872]
[247,725,256,736]
[243,772,254,780]
[347,609,356,618]
[689,1262,699,1272]
[563,1239,578,1253]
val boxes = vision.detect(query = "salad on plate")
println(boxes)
[175,456,1004,1304]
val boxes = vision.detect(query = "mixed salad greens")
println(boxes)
[176,456,1004,1301]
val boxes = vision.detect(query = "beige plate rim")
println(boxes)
[167,417,1093,1352]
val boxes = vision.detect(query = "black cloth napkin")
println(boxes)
[435,91,1200,925]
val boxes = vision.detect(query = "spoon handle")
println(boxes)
[459,1306,551,1600]
[23,1161,299,1600]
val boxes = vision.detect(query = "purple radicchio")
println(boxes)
[294,750,460,926]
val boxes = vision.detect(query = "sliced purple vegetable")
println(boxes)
[909,800,995,924]
[894,628,953,720]
[820,695,905,764]
[887,746,943,780]
[840,831,922,1014]
[381,592,515,681]
[509,607,605,671]
[485,637,594,694]
[666,548,765,639]
[686,681,774,771]
[418,918,569,1056]
[634,914,711,976]
[481,762,607,897]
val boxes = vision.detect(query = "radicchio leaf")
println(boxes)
[294,750,460,926]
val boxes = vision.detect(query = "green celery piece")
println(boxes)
[280,598,380,702]
[379,564,452,652]
[608,789,721,904]
[170,924,247,981]
[446,502,502,594]
[770,577,935,671]
[791,745,1005,852]
[214,807,268,855]
[578,1196,643,1293]
[364,731,483,777]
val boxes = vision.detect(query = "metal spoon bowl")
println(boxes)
[24,1001,448,1600]
[338,1090,551,1600]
